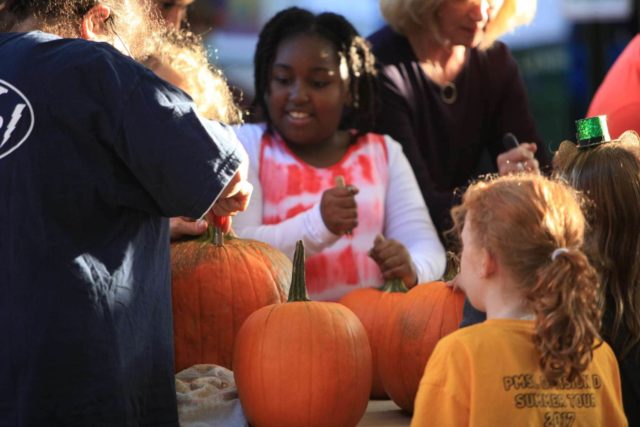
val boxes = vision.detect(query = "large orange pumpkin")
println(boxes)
[338,278,408,399]
[233,241,372,427]
[378,281,464,413]
[171,225,291,372]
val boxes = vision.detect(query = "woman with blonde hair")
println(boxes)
[412,174,627,426]
[368,0,548,244]
[554,126,640,426]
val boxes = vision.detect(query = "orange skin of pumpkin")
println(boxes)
[233,301,373,427]
[171,232,290,372]
[378,281,465,413]
[338,284,407,399]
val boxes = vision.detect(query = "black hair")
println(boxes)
[252,7,378,134]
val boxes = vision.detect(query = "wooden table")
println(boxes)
[358,400,411,426]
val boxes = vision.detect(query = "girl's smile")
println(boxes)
[267,33,351,150]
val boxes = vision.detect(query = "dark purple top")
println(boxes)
[369,26,549,241]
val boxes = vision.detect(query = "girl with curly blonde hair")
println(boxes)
[412,174,627,426]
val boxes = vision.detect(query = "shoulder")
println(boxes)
[367,26,413,66]
[15,32,150,97]
[617,34,640,66]
[233,123,267,145]
[594,341,620,364]
[472,41,519,76]
[233,123,267,163]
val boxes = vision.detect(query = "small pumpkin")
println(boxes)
[171,224,291,372]
[378,281,464,413]
[233,241,372,427]
[338,278,408,399]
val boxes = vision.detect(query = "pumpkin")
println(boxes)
[233,241,372,427]
[378,281,464,413]
[171,224,291,372]
[338,278,408,399]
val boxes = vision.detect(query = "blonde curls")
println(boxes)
[147,30,243,124]
[452,174,602,385]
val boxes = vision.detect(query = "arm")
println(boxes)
[383,136,446,283]
[231,125,340,259]
[117,71,244,219]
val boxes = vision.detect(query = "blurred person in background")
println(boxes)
[154,0,193,28]
[588,34,640,139]
[368,0,549,247]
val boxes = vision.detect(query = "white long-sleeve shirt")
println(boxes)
[233,123,446,300]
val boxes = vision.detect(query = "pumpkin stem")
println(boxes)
[213,226,224,246]
[380,278,409,293]
[194,224,224,246]
[287,240,310,302]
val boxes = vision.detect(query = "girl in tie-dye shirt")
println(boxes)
[233,7,445,301]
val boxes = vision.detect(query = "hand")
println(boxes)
[496,143,540,175]
[212,157,253,217]
[446,274,458,289]
[320,184,359,235]
[170,217,208,241]
[368,234,417,289]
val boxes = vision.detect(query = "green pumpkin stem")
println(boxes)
[381,278,409,293]
[195,225,225,246]
[287,240,310,302]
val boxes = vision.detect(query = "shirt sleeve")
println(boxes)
[231,124,339,259]
[383,136,446,282]
[411,336,471,427]
[115,71,243,218]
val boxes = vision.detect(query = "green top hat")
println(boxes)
[575,115,611,149]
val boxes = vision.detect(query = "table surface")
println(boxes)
[358,400,412,427]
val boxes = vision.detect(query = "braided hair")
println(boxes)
[253,7,377,134]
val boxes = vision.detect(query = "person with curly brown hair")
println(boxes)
[412,174,627,426]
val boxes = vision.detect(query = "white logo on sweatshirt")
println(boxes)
[0,79,34,159]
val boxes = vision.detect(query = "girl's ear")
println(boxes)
[479,247,497,279]
[80,4,112,41]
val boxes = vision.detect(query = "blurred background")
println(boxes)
[186,0,639,151]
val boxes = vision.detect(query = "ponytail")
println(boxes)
[453,175,604,387]
[528,249,602,385]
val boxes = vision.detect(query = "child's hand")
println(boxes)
[170,217,209,241]
[320,184,359,235]
[368,234,418,289]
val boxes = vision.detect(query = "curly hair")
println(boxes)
[147,29,242,124]
[554,131,640,361]
[0,0,162,60]
[451,174,602,385]
[253,7,378,134]
[379,0,537,50]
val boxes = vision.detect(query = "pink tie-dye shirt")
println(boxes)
[259,130,388,300]
[233,124,446,302]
